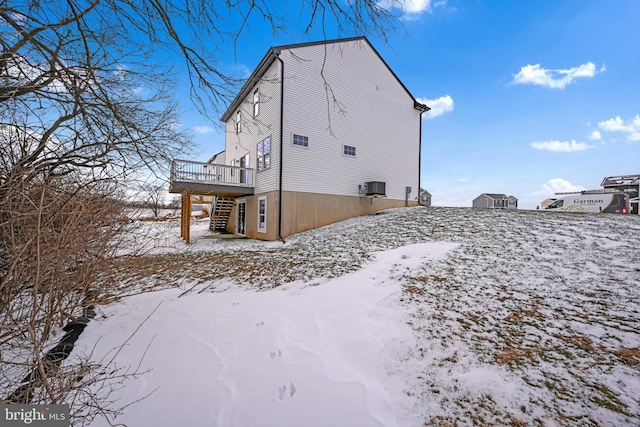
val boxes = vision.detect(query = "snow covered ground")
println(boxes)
[72,207,640,426]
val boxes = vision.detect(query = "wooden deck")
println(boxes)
[170,159,255,243]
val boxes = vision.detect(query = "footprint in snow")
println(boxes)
[276,382,297,400]
[269,350,282,359]
[256,321,264,327]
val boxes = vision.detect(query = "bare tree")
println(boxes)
[0,0,402,422]
[139,182,167,218]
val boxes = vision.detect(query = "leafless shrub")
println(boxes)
[1,0,401,423]
[0,174,127,406]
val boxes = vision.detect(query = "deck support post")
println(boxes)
[181,191,191,244]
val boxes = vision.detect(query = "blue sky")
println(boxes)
[178,0,640,209]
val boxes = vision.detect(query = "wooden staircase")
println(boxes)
[210,196,234,231]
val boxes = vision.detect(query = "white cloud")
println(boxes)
[530,139,595,152]
[417,95,454,119]
[5,54,70,93]
[587,130,602,141]
[403,0,431,14]
[378,0,432,19]
[132,86,146,96]
[511,62,603,89]
[193,125,214,134]
[227,63,251,79]
[535,178,585,196]
[113,64,129,81]
[598,115,640,141]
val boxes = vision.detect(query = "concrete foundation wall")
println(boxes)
[227,190,417,241]
[225,190,280,241]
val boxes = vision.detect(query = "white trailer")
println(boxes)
[544,190,628,214]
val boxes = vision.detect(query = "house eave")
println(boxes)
[414,100,429,112]
[220,49,280,122]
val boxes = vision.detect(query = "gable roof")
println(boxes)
[220,36,429,122]
[478,193,518,201]
[206,149,225,163]
[482,193,508,200]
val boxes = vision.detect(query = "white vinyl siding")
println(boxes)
[279,40,420,201]
[224,60,281,194]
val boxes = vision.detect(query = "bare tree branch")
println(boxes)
[0,0,404,422]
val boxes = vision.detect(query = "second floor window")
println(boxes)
[343,145,356,156]
[293,134,308,147]
[257,137,271,171]
[236,110,242,133]
[253,88,260,117]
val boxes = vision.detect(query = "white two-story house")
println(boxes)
[171,36,429,241]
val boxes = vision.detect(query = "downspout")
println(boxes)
[416,100,429,205]
[277,55,285,241]
[418,109,424,205]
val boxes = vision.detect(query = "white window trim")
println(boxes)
[236,110,242,133]
[236,199,247,236]
[343,144,357,157]
[240,154,249,184]
[253,87,260,118]
[256,136,271,172]
[292,133,309,148]
[257,196,267,233]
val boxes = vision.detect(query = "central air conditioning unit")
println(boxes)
[365,181,386,196]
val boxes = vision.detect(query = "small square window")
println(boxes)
[343,145,356,156]
[293,134,309,147]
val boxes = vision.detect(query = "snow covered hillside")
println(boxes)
[72,207,640,426]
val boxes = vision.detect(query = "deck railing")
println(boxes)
[171,159,255,187]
